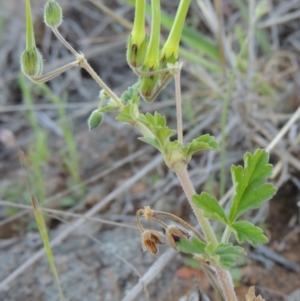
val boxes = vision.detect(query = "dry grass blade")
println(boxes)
[30,196,66,301]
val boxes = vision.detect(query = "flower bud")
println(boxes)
[88,110,104,130]
[44,0,63,28]
[142,230,164,255]
[127,34,148,68]
[166,225,190,250]
[21,47,43,77]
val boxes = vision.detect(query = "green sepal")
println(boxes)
[21,48,43,77]
[44,0,63,28]
[193,192,228,224]
[176,237,206,254]
[127,34,148,68]
[231,221,268,247]
[185,134,219,159]
[229,149,277,223]
[139,71,159,103]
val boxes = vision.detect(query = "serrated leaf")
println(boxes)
[138,137,160,151]
[116,103,139,124]
[120,83,140,104]
[139,112,166,130]
[155,127,176,150]
[229,149,277,222]
[185,134,219,159]
[193,192,228,224]
[176,237,206,254]
[213,243,246,269]
[231,221,268,247]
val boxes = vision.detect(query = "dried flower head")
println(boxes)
[166,225,190,250]
[143,206,154,219]
[141,230,164,255]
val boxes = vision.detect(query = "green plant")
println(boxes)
[21,0,277,300]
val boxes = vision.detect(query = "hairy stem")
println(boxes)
[176,167,238,301]
[78,56,124,109]
[174,68,183,143]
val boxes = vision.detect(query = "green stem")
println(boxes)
[161,0,191,57]
[78,55,124,109]
[25,0,36,50]
[176,168,218,246]
[221,225,232,243]
[144,0,161,67]
[175,168,238,301]
[132,0,146,42]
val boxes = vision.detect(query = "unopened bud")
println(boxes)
[142,230,164,255]
[88,110,104,130]
[127,34,148,68]
[44,0,63,28]
[21,47,43,77]
[166,225,190,250]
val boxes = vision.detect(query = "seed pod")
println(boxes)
[127,34,148,68]
[141,230,164,255]
[88,110,104,130]
[44,0,63,28]
[166,225,190,250]
[139,67,159,103]
[21,47,43,77]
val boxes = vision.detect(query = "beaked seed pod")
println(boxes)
[139,66,159,103]
[88,110,104,130]
[21,47,43,77]
[44,0,63,28]
[127,34,148,68]
[166,225,190,250]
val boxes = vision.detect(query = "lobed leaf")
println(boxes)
[229,149,277,222]
[213,243,246,269]
[193,192,228,224]
[116,103,139,124]
[139,112,167,130]
[231,221,268,247]
[185,134,219,159]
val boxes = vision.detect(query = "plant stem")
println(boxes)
[221,225,231,243]
[176,167,238,301]
[174,68,183,143]
[215,266,237,301]
[52,27,79,56]
[78,56,124,109]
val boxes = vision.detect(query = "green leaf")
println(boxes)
[155,127,176,150]
[138,137,160,151]
[185,134,219,159]
[213,243,246,269]
[229,149,277,222]
[139,112,166,130]
[176,237,206,254]
[231,221,268,247]
[116,103,139,124]
[120,83,140,105]
[193,192,228,224]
